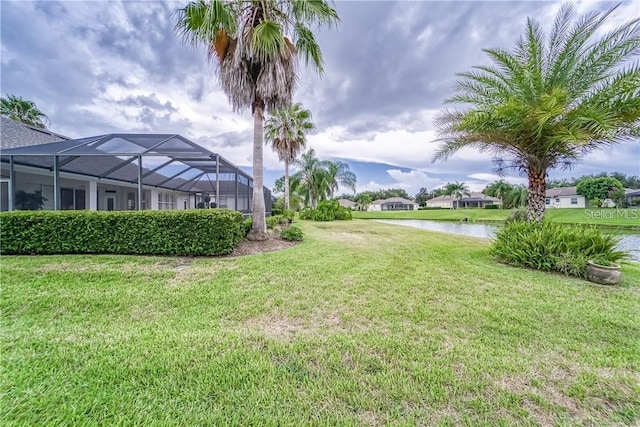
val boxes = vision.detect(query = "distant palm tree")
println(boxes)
[444,181,470,209]
[176,0,338,239]
[1,95,50,129]
[433,4,640,223]
[354,193,372,211]
[326,161,357,198]
[506,186,528,208]
[489,180,513,209]
[265,103,314,211]
[291,148,331,208]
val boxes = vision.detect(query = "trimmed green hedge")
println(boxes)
[0,209,245,256]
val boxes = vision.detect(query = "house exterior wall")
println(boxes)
[545,195,586,208]
[381,203,417,211]
[0,164,192,212]
[426,200,453,208]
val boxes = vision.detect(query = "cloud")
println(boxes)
[1,0,637,188]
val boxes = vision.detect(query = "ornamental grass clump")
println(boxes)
[490,221,628,278]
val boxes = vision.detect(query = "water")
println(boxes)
[375,219,640,262]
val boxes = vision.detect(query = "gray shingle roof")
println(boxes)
[1,116,69,148]
[545,186,578,197]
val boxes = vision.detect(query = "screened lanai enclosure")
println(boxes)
[0,134,272,214]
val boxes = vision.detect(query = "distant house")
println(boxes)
[368,197,418,211]
[625,189,640,207]
[426,193,500,209]
[337,198,356,209]
[545,187,585,208]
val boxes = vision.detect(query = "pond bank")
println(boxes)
[375,219,640,262]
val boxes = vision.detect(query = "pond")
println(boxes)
[375,219,640,262]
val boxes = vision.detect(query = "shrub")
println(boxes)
[271,208,282,216]
[418,206,443,210]
[282,210,295,222]
[305,200,353,221]
[484,204,499,209]
[243,217,252,236]
[266,215,281,229]
[281,226,304,241]
[506,208,528,223]
[299,208,313,220]
[0,209,244,256]
[490,221,628,278]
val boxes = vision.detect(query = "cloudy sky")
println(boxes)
[1,0,638,195]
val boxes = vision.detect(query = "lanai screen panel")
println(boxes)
[0,133,269,213]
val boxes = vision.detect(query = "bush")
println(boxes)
[418,206,443,210]
[506,208,528,223]
[300,200,353,221]
[281,226,304,241]
[282,210,295,222]
[243,217,252,236]
[484,204,499,209]
[0,209,245,256]
[266,215,281,229]
[271,208,282,216]
[299,207,313,220]
[490,221,628,278]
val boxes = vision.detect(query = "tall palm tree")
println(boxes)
[290,148,330,208]
[265,103,314,211]
[444,181,470,209]
[176,0,339,239]
[1,95,50,129]
[433,4,640,223]
[326,160,357,198]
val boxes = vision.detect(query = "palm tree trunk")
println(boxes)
[284,158,290,211]
[249,98,268,241]
[527,170,546,223]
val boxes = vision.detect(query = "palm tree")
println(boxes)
[290,148,330,208]
[444,181,470,209]
[176,0,339,240]
[433,4,640,223]
[505,185,528,209]
[485,180,513,208]
[1,95,50,129]
[265,103,314,211]
[354,193,372,211]
[326,160,357,198]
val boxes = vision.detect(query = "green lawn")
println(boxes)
[353,208,640,229]
[2,220,639,425]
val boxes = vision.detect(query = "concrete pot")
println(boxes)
[586,260,622,285]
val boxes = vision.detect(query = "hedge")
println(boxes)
[0,209,245,256]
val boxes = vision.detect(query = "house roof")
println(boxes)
[545,186,579,197]
[338,198,356,207]
[0,118,257,194]
[372,197,417,205]
[427,193,499,203]
[1,116,69,148]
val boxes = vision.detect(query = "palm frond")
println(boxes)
[294,23,324,73]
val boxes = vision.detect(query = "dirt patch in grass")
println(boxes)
[494,359,640,426]
[239,311,356,341]
[34,257,194,274]
[228,236,299,257]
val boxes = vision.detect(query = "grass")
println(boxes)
[2,220,639,425]
[353,208,640,229]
